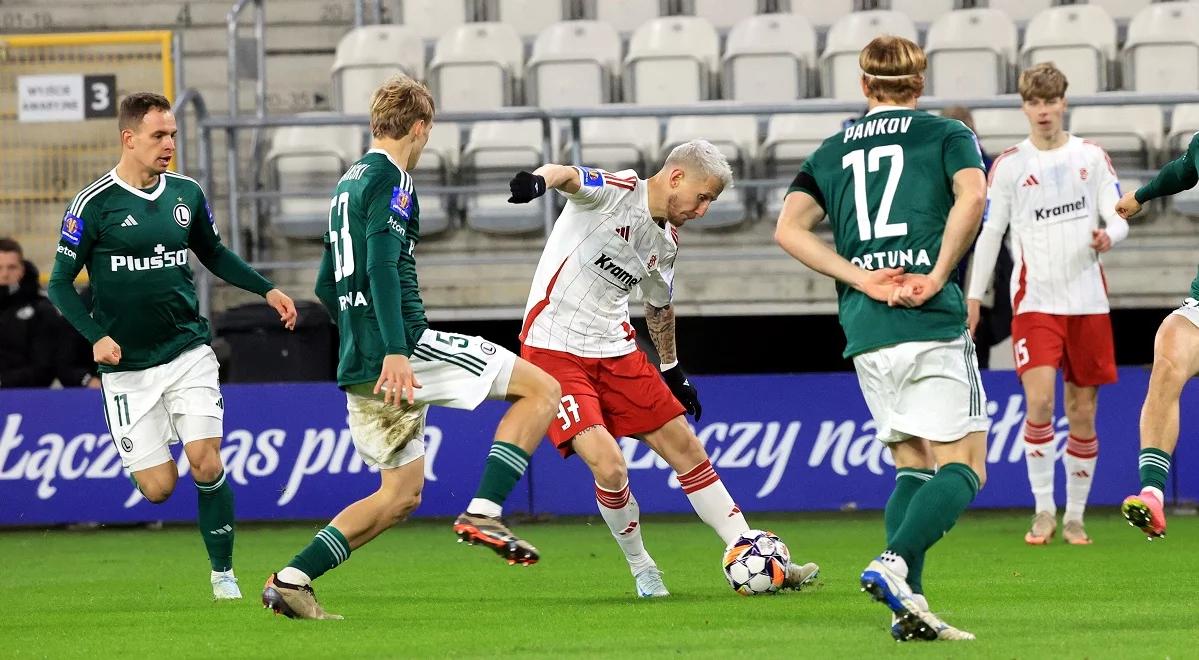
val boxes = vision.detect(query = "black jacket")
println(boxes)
[0,261,59,388]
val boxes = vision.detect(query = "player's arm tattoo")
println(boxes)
[645,303,677,365]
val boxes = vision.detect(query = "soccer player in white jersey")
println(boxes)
[507,140,819,598]
[966,63,1128,546]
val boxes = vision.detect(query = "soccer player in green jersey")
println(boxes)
[774,36,988,641]
[48,92,299,600]
[1112,138,1199,540]
[261,77,561,620]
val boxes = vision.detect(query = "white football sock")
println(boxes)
[678,459,748,546]
[1064,435,1098,523]
[595,481,652,573]
[466,498,502,518]
[1023,418,1057,515]
[276,566,311,586]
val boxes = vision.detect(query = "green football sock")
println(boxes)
[888,463,980,566]
[195,470,235,572]
[471,442,530,507]
[885,468,934,594]
[287,525,351,581]
[1138,448,1172,492]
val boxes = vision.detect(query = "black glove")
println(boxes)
[662,364,702,422]
[508,170,547,204]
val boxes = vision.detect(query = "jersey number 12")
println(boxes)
[842,145,908,241]
[327,191,355,282]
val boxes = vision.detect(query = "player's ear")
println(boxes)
[671,168,686,188]
[120,128,135,149]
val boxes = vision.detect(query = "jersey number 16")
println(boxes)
[327,191,355,282]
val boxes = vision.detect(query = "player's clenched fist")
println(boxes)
[93,336,122,366]
[508,170,547,204]
[662,365,702,421]
[1114,190,1142,220]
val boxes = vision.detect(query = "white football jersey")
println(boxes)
[520,167,678,358]
[968,135,1127,316]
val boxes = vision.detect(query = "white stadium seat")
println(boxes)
[397,0,470,41]
[888,0,956,25]
[1168,104,1199,154]
[682,0,759,31]
[1021,5,1116,94]
[412,122,464,237]
[527,20,622,108]
[1069,105,1164,169]
[588,0,668,34]
[462,120,547,234]
[264,115,363,238]
[822,10,918,100]
[723,14,817,102]
[926,9,1017,97]
[490,0,570,38]
[429,22,524,111]
[1124,2,1199,93]
[661,115,758,229]
[985,0,1053,24]
[785,0,854,28]
[1086,0,1152,22]
[331,26,425,114]
[971,108,1031,156]
[568,118,661,174]
[761,112,853,217]
[625,16,720,104]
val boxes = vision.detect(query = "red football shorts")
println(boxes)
[521,345,686,457]
[1010,312,1117,386]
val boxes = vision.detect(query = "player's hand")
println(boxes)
[1091,228,1113,253]
[93,336,121,366]
[967,299,982,337]
[375,353,422,406]
[1115,191,1143,220]
[508,171,547,204]
[890,273,943,308]
[265,289,298,331]
[661,365,702,422]
[856,267,905,303]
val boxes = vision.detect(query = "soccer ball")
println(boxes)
[722,529,790,596]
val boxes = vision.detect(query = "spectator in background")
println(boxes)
[56,284,102,389]
[0,238,58,388]
[943,105,1012,369]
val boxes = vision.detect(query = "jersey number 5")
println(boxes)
[327,191,355,282]
[842,145,908,241]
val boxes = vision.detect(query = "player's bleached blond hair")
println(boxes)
[663,139,734,189]
[369,75,435,140]
[1018,62,1068,101]
[859,35,926,104]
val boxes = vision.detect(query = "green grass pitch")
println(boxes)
[1,510,1194,658]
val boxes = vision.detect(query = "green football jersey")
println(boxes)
[50,169,271,372]
[324,149,428,387]
[789,107,985,357]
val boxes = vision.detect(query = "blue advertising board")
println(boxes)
[0,368,1191,526]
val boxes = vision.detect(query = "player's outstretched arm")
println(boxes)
[1117,141,1199,219]
[646,302,702,420]
[508,164,583,203]
[894,167,986,308]
[965,163,1013,335]
[774,190,903,303]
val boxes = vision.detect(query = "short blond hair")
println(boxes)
[369,75,435,140]
[1018,62,1068,101]
[859,35,926,104]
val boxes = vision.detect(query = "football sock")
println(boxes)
[467,442,530,517]
[678,459,747,546]
[886,468,934,594]
[595,481,651,572]
[1063,435,1098,523]
[285,525,351,583]
[1023,418,1057,515]
[888,463,980,567]
[1138,448,1172,495]
[195,470,235,572]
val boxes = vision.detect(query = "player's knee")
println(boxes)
[591,458,628,491]
[532,373,562,418]
[190,460,223,484]
[385,492,422,525]
[140,483,174,504]
[1025,394,1054,420]
[1152,347,1189,387]
[1065,398,1096,423]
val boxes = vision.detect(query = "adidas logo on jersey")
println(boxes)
[121,215,139,227]
[1021,174,1040,187]
[615,225,630,241]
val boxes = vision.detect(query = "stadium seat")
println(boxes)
[264,115,364,238]
[1069,105,1163,170]
[625,16,720,104]
[330,26,425,114]
[971,108,1031,155]
[661,115,758,229]
[527,20,622,107]
[1123,2,1199,93]
[761,113,852,217]
[784,0,855,28]
[887,0,956,25]
[587,0,668,34]
[488,0,571,39]
[984,0,1053,24]
[1086,0,1152,22]
[822,11,918,100]
[681,0,759,31]
[462,120,548,234]
[411,122,464,237]
[1021,5,1116,94]
[567,118,661,175]
[396,0,470,41]
[429,22,524,111]
[723,14,817,102]
[925,9,1017,97]
[1167,104,1199,154]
